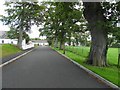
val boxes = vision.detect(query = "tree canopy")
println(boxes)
[1,2,45,48]
[1,1,120,66]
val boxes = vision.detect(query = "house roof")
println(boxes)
[0,31,8,39]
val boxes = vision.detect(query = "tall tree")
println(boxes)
[1,2,45,48]
[83,2,120,66]
[83,2,108,66]
[43,2,84,54]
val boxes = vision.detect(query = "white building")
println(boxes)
[0,39,18,45]
[0,31,18,45]
[0,31,34,50]
[39,36,47,40]
[32,40,49,46]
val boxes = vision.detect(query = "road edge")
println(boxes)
[0,48,34,67]
[52,48,120,89]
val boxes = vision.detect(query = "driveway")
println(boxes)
[2,46,109,88]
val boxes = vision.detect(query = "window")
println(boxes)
[2,40,4,44]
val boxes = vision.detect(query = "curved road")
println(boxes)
[2,46,109,88]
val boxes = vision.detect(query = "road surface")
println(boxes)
[2,46,109,88]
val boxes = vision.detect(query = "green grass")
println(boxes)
[65,46,118,66]
[107,48,118,65]
[66,46,90,58]
[53,47,120,86]
[0,44,22,58]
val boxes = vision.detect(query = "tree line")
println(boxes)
[1,1,120,67]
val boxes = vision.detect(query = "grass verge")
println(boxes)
[0,44,22,58]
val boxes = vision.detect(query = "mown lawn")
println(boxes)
[53,46,120,86]
[0,44,22,58]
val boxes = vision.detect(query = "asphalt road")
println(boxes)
[2,46,109,88]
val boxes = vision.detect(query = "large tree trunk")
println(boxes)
[68,33,71,46]
[63,42,65,54]
[59,40,65,54]
[88,26,108,66]
[72,41,75,46]
[17,29,23,49]
[59,39,63,50]
[51,38,54,47]
[83,2,108,66]
[54,37,58,48]
[75,37,79,46]
[17,3,25,49]
[59,30,65,49]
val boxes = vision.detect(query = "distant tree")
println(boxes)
[42,2,84,54]
[7,26,30,44]
[1,2,45,48]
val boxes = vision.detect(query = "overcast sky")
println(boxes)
[0,0,41,38]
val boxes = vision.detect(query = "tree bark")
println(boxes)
[88,26,108,66]
[59,40,65,54]
[17,3,25,49]
[54,37,58,48]
[75,37,79,46]
[59,29,65,50]
[63,42,65,54]
[68,33,71,46]
[72,41,75,46]
[59,39,64,50]
[83,2,108,66]
[51,38,54,47]
[17,29,23,49]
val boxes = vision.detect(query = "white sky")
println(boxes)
[0,0,41,38]
[28,25,40,38]
[0,0,9,31]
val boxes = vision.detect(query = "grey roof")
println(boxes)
[0,31,8,39]
[32,40,48,43]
